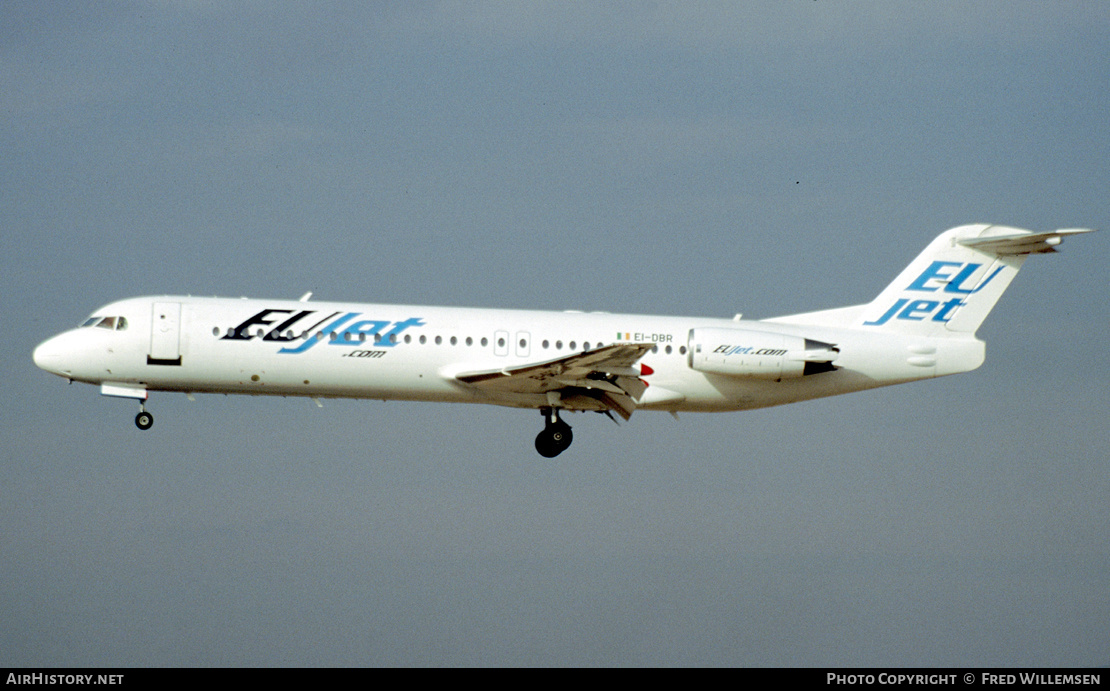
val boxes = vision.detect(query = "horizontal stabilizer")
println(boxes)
[958,228,1095,255]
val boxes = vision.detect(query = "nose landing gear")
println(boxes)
[135,404,153,431]
[535,407,572,458]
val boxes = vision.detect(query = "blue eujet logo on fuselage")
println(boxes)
[864,261,1004,327]
[221,309,424,354]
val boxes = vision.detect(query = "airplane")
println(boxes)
[33,224,1093,457]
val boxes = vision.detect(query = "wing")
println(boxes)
[454,342,656,420]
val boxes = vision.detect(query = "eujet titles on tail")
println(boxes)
[33,224,1093,457]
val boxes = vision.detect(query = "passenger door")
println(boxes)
[148,302,182,365]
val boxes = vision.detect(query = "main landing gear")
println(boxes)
[535,407,573,458]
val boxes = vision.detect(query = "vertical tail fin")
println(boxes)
[856,225,1093,336]
[766,225,1094,336]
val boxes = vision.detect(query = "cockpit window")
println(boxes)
[80,316,128,330]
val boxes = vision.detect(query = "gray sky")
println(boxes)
[4,1,1108,667]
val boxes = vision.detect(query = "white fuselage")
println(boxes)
[32,294,984,415]
[31,226,1091,456]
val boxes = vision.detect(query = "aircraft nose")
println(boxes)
[33,333,73,377]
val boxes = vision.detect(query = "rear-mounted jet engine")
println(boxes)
[687,327,839,380]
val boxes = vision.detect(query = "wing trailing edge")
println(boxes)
[453,342,656,419]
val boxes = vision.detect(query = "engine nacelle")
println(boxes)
[687,327,839,380]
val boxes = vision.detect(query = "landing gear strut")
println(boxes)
[535,407,572,458]
[135,404,153,431]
